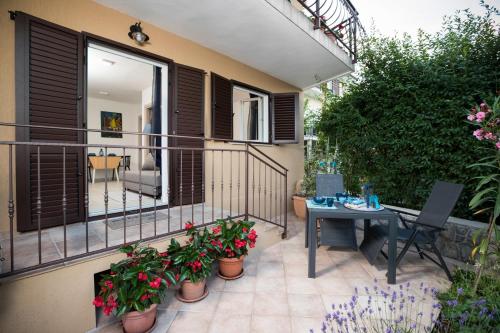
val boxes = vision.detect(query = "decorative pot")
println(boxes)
[292,195,306,219]
[180,279,206,301]
[121,303,157,333]
[218,256,244,278]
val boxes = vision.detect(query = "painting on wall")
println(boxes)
[101,111,123,138]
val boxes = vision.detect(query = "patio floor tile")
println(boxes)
[253,292,289,316]
[216,292,254,315]
[208,313,251,333]
[251,315,291,333]
[287,293,326,317]
[167,311,212,333]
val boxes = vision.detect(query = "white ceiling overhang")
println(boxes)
[95,0,355,89]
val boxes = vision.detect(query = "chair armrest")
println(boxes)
[402,218,446,231]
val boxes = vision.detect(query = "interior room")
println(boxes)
[86,44,167,216]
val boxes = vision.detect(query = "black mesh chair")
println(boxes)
[363,181,463,280]
[316,174,358,250]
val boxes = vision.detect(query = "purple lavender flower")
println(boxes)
[457,287,464,295]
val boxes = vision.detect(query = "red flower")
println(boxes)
[175,273,180,281]
[234,238,247,249]
[162,259,172,267]
[103,306,113,316]
[159,251,168,257]
[242,227,248,233]
[107,295,117,308]
[199,252,206,257]
[140,293,150,302]
[224,247,235,257]
[212,226,221,234]
[185,222,194,230]
[104,280,113,290]
[127,252,133,257]
[138,272,148,281]
[248,229,257,241]
[92,296,104,308]
[149,277,162,289]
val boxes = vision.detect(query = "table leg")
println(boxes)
[305,208,309,248]
[115,168,120,182]
[308,212,316,278]
[387,216,397,284]
[364,219,371,240]
[92,168,96,184]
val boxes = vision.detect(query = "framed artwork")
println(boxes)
[101,111,123,138]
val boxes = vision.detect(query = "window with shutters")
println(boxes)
[232,85,270,143]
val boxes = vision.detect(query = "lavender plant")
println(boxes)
[312,280,442,333]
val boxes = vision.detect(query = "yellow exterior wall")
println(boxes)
[0,0,304,332]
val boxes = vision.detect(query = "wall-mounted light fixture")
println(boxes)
[128,22,149,45]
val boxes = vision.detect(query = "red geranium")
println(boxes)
[104,280,113,289]
[138,272,148,281]
[185,222,194,230]
[149,277,162,289]
[92,296,104,308]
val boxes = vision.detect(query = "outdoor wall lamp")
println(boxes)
[128,22,149,45]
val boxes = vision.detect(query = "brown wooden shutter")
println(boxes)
[272,92,299,144]
[15,13,84,231]
[170,64,205,206]
[211,72,233,140]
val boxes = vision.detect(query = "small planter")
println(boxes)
[121,303,157,333]
[218,256,244,279]
[176,279,208,302]
[292,195,307,219]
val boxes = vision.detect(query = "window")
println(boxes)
[232,86,269,142]
[211,72,299,144]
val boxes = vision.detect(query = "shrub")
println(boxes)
[93,243,176,316]
[318,3,500,220]
[210,219,257,258]
[437,268,500,332]
[167,222,215,283]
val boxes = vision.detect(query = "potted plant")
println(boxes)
[168,222,215,302]
[92,243,176,333]
[292,179,308,219]
[211,219,257,279]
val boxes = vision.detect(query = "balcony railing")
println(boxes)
[296,0,364,62]
[0,122,288,278]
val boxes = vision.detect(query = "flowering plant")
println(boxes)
[210,219,257,258]
[92,243,176,316]
[466,96,500,292]
[438,268,499,332]
[167,222,215,283]
[314,280,441,333]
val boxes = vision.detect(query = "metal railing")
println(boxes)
[296,0,364,62]
[0,122,288,278]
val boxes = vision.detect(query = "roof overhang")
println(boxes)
[95,0,355,89]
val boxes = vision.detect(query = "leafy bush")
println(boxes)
[167,222,216,283]
[210,219,257,258]
[93,243,176,316]
[318,3,500,220]
[437,268,500,332]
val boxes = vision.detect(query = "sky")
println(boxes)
[352,0,497,37]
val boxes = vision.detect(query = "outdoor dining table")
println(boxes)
[305,199,399,284]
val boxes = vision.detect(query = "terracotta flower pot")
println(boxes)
[121,303,157,333]
[292,195,306,219]
[218,256,244,278]
[180,279,206,300]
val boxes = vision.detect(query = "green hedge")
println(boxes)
[318,5,499,220]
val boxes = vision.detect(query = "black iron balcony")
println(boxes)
[296,0,363,63]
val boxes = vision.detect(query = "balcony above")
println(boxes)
[95,0,361,89]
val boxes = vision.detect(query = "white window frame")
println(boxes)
[233,85,269,143]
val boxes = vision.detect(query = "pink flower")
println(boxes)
[149,277,162,289]
[485,132,496,141]
[467,114,476,121]
[496,141,500,150]
[475,111,486,122]
[473,129,484,140]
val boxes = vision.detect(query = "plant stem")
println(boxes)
[473,213,495,294]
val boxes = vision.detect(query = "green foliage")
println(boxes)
[168,223,215,283]
[93,243,175,316]
[318,3,500,220]
[211,219,257,258]
[438,268,500,332]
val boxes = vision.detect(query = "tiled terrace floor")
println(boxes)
[91,214,453,333]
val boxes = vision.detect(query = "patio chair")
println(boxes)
[316,174,358,250]
[362,181,463,280]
